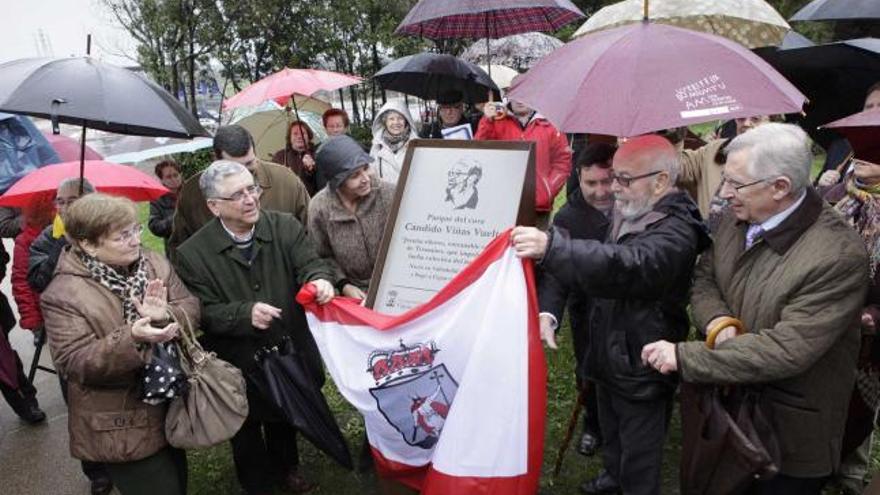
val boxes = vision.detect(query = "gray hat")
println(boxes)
[316,135,374,190]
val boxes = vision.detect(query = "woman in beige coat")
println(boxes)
[41,194,199,495]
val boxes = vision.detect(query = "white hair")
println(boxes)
[199,160,249,198]
[726,123,812,195]
[653,148,680,186]
[57,178,95,195]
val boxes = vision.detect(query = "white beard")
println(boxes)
[616,195,654,220]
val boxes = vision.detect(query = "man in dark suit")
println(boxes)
[539,143,615,459]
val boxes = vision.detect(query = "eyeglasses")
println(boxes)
[719,175,769,193]
[213,184,263,202]
[108,224,143,244]
[610,170,663,188]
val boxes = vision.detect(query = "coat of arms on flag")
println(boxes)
[297,230,545,495]
[368,341,458,449]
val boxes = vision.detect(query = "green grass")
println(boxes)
[138,203,164,253]
[133,173,867,494]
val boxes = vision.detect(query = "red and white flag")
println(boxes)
[296,230,546,494]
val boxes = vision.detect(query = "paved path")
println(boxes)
[0,239,98,495]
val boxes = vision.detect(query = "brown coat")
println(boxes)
[272,146,319,195]
[677,188,868,477]
[307,177,394,289]
[166,159,310,260]
[40,249,200,463]
[678,138,728,219]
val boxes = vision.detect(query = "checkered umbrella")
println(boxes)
[395,0,584,40]
[396,0,584,87]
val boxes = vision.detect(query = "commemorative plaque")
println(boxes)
[366,139,535,314]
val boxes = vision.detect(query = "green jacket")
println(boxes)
[167,159,310,261]
[678,188,868,477]
[174,210,335,385]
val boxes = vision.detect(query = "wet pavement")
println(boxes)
[0,240,97,495]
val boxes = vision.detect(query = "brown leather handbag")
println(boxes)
[164,309,249,449]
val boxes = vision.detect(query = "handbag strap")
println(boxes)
[167,307,207,370]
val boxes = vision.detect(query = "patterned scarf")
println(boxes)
[834,176,880,278]
[77,249,147,323]
[382,125,411,154]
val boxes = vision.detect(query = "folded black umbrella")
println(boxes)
[251,337,353,470]
[0,57,207,139]
[374,52,501,104]
[756,38,880,148]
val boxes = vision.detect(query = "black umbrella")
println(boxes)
[756,38,880,148]
[790,0,880,22]
[373,52,501,104]
[251,337,353,470]
[0,57,206,138]
[0,56,207,186]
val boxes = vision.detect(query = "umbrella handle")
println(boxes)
[643,0,649,20]
[705,317,745,350]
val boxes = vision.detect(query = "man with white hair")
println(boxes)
[174,160,336,495]
[513,135,711,495]
[643,123,869,494]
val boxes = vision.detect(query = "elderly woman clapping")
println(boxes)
[40,194,199,495]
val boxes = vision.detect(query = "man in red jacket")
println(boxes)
[476,100,572,228]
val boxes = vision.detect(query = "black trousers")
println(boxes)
[596,385,671,495]
[578,379,601,438]
[570,321,600,438]
[746,474,826,495]
[105,447,187,495]
[230,418,299,494]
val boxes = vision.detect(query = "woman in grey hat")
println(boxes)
[309,135,395,300]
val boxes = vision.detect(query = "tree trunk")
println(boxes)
[171,61,182,106]
[188,31,198,118]
[348,85,361,126]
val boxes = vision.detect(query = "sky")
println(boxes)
[2,0,138,66]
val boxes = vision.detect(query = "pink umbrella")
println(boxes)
[222,68,362,111]
[824,108,880,164]
[0,160,168,207]
[41,131,102,162]
[507,22,806,137]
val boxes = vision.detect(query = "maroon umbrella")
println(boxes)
[41,132,102,162]
[396,0,584,85]
[507,22,805,137]
[824,108,880,164]
[396,0,584,39]
[0,333,19,389]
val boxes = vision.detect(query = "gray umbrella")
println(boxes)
[791,0,880,22]
[0,57,207,139]
[460,32,563,73]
